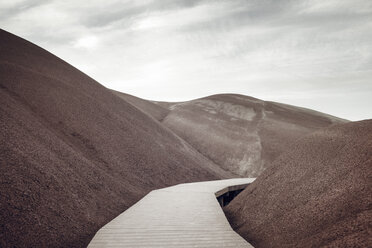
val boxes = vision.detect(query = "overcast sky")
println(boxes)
[1,0,372,120]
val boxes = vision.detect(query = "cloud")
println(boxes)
[0,0,49,21]
[1,0,371,120]
[73,35,100,49]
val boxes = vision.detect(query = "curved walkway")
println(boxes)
[88,178,255,248]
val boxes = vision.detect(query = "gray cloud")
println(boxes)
[79,3,145,28]
[79,0,217,28]
[0,0,49,21]
[0,0,371,120]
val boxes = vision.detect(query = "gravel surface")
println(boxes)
[225,120,372,248]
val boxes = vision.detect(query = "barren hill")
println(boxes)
[0,29,229,247]
[225,120,372,247]
[120,94,347,177]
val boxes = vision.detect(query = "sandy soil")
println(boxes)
[0,29,229,248]
[224,120,372,248]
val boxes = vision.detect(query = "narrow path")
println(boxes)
[88,178,255,248]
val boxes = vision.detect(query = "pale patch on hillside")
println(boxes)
[194,100,256,121]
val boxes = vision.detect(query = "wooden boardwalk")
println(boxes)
[88,178,255,248]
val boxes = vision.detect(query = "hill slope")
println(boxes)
[112,90,170,121]
[0,29,229,247]
[225,120,372,247]
[150,94,347,176]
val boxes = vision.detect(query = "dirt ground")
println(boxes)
[225,120,372,248]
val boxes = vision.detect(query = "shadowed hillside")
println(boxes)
[122,94,347,177]
[159,95,347,177]
[0,29,230,248]
[225,120,372,247]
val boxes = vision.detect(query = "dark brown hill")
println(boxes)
[0,29,229,247]
[149,94,347,177]
[225,120,372,247]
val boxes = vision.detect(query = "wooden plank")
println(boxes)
[88,178,255,248]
